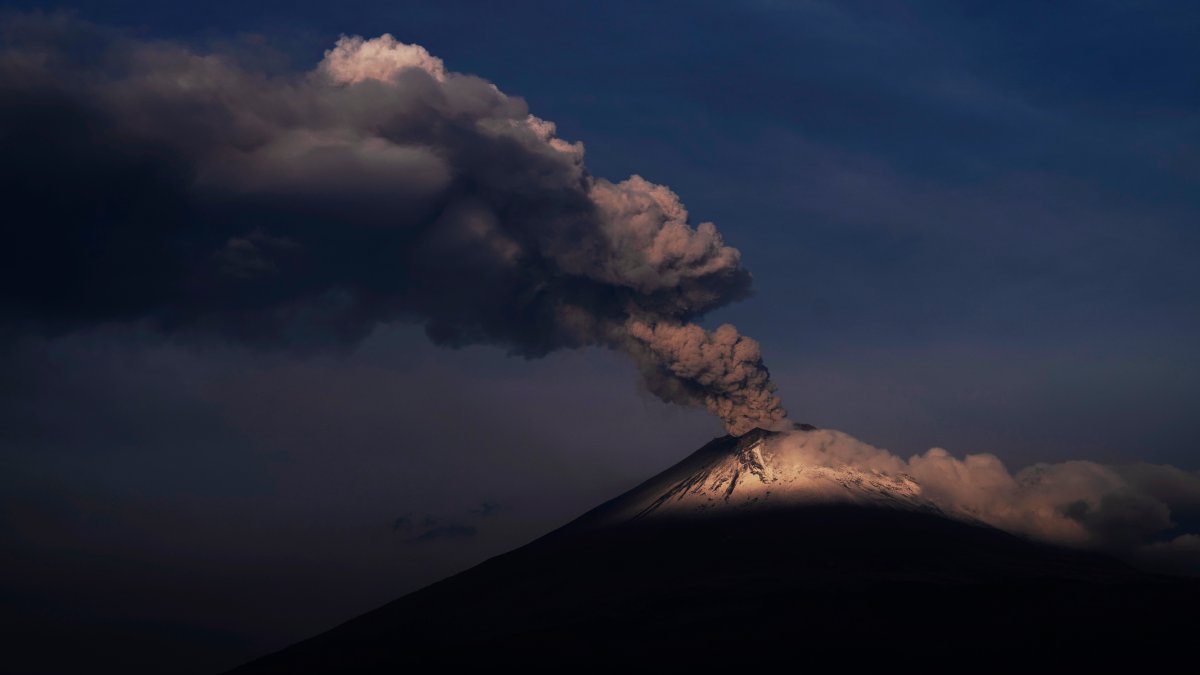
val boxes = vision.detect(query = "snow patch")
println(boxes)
[605,429,945,524]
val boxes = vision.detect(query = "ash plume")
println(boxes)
[771,428,1200,570]
[0,17,786,433]
[625,320,786,435]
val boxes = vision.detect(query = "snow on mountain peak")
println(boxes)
[581,426,946,528]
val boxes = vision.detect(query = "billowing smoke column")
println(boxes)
[625,321,785,435]
[0,20,786,434]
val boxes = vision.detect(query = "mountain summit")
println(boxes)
[231,430,1199,671]
[570,426,940,529]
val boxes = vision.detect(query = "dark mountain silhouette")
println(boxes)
[229,429,1199,671]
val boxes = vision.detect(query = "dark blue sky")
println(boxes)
[2,2,1198,672]
[17,0,1189,462]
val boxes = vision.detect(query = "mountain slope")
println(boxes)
[230,429,1200,671]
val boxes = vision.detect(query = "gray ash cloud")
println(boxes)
[0,16,785,433]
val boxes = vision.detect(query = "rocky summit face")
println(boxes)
[573,427,941,528]
[229,429,1200,672]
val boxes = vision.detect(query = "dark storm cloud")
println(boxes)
[0,14,784,433]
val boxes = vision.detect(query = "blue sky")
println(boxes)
[2,1,1198,671]
[65,0,1193,464]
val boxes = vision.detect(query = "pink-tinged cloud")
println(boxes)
[0,18,784,434]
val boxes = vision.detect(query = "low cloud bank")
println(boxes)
[774,428,1200,572]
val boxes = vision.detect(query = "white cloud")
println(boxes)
[772,428,1199,567]
[319,33,447,84]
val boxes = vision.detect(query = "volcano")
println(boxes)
[230,427,1199,671]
